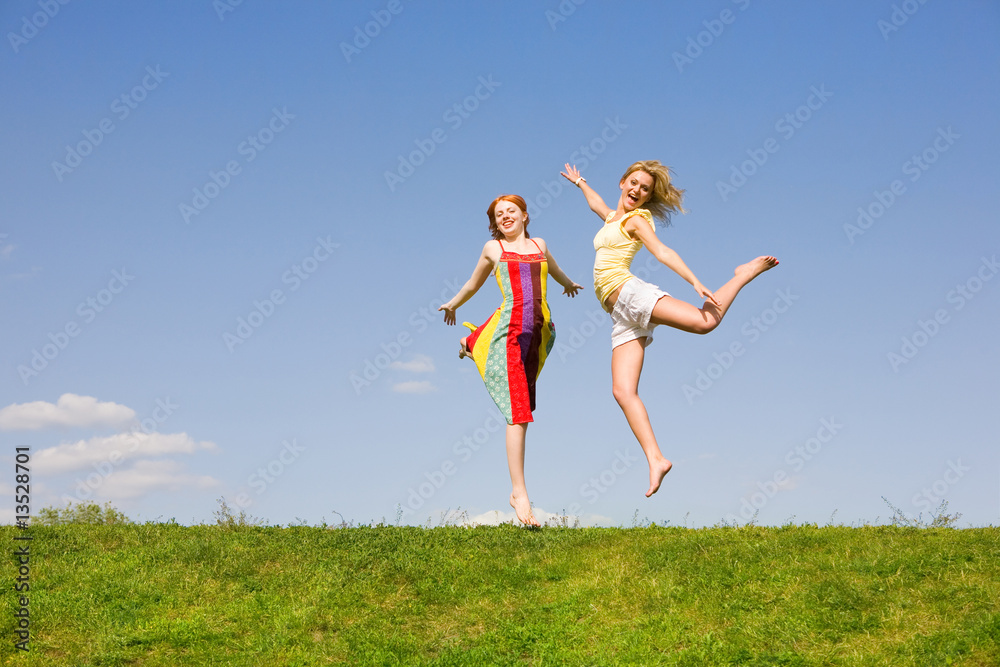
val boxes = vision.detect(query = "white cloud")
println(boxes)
[6,266,42,281]
[96,459,219,500]
[777,475,801,491]
[0,244,13,260]
[465,507,615,528]
[390,354,436,373]
[33,432,217,474]
[0,394,135,431]
[392,381,435,394]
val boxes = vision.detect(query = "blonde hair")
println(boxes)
[620,160,685,225]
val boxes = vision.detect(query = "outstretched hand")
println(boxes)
[560,163,581,184]
[563,282,583,297]
[694,282,720,308]
[439,304,457,326]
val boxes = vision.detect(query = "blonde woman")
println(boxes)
[561,161,778,497]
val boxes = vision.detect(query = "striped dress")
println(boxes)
[463,239,556,425]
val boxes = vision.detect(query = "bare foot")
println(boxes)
[459,336,471,359]
[510,492,540,527]
[734,256,779,285]
[646,458,673,497]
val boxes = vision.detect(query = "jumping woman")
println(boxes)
[440,195,582,526]
[561,161,778,497]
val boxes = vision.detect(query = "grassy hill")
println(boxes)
[2,521,998,665]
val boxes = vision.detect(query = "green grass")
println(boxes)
[1,523,998,665]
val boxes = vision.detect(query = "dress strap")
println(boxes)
[497,239,505,252]
[530,238,542,254]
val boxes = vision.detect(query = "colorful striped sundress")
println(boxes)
[463,239,556,425]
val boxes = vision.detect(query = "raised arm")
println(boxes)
[561,163,613,221]
[625,216,720,307]
[439,241,500,325]
[533,238,582,297]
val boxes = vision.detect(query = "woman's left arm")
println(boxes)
[536,238,582,297]
[626,218,720,306]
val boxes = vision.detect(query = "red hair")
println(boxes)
[487,194,530,241]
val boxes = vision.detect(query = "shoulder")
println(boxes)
[530,237,548,253]
[482,239,503,260]
[622,209,656,235]
[622,208,654,227]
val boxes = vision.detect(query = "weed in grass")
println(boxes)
[212,496,264,528]
[328,510,353,529]
[543,510,581,529]
[882,496,963,528]
[36,500,131,525]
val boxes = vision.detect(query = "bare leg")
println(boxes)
[506,423,539,526]
[611,339,673,497]
[459,336,470,359]
[649,256,779,334]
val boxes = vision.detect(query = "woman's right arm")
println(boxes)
[439,242,498,325]
[561,163,612,220]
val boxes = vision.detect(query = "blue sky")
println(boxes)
[2,1,998,527]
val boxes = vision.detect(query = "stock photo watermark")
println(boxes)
[553,256,663,362]
[231,439,306,510]
[526,116,628,219]
[878,0,931,41]
[223,236,340,352]
[179,107,295,224]
[727,417,844,522]
[384,75,501,192]
[716,85,832,202]
[887,254,996,372]
[567,449,639,516]
[340,0,406,63]
[213,0,244,22]
[349,277,462,394]
[912,459,969,514]
[552,308,607,362]
[398,406,506,519]
[7,0,71,53]
[545,0,586,31]
[682,288,798,404]
[672,0,752,73]
[844,126,959,244]
[59,398,179,504]
[51,65,169,182]
[17,268,134,385]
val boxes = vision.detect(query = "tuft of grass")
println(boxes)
[211,496,264,528]
[35,501,131,526]
[882,496,964,528]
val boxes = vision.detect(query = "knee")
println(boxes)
[612,383,636,406]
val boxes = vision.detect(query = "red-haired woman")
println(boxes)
[440,195,582,526]
[562,161,778,498]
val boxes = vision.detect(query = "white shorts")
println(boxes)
[610,277,670,349]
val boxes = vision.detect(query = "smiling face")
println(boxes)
[493,200,525,238]
[620,170,654,211]
[487,195,530,241]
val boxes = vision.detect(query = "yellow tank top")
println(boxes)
[593,208,655,311]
